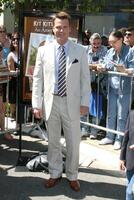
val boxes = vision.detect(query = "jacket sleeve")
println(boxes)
[120,114,130,161]
[80,47,91,106]
[32,46,44,109]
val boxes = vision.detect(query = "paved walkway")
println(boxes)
[0,129,126,200]
[0,118,126,200]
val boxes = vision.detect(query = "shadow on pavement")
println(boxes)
[80,167,125,178]
[0,135,47,166]
[0,171,125,200]
[0,135,125,200]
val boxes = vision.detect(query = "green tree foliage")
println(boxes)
[0,0,107,15]
[80,0,107,12]
[1,0,132,14]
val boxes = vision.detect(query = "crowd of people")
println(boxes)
[81,27,134,148]
[0,11,134,198]
[81,26,134,199]
[0,25,19,140]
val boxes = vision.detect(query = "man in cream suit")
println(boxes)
[32,11,91,192]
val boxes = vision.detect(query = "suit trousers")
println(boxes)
[47,95,81,180]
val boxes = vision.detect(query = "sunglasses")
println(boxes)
[12,38,19,41]
[124,33,132,36]
[109,39,120,44]
[0,30,6,33]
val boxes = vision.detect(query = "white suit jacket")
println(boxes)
[32,39,91,120]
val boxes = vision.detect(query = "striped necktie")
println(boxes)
[57,46,66,97]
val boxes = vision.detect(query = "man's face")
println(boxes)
[53,18,71,45]
[12,33,19,48]
[90,39,102,52]
[124,31,134,47]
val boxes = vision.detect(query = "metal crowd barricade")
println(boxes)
[0,70,18,135]
[80,70,133,137]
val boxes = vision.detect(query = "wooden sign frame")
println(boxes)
[19,10,83,104]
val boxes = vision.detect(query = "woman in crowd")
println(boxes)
[0,25,10,60]
[99,30,134,150]
[7,32,19,119]
[0,25,11,140]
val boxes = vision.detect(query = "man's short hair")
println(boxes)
[53,11,71,25]
[90,33,101,43]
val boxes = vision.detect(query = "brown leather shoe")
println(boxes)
[45,177,62,188]
[69,180,80,192]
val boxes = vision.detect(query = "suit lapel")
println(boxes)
[66,41,76,75]
[46,42,55,69]
[45,42,55,83]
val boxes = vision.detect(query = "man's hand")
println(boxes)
[116,64,126,73]
[89,64,97,70]
[33,108,42,119]
[97,64,106,72]
[80,106,89,116]
[119,160,126,171]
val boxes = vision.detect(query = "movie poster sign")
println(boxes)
[20,12,83,102]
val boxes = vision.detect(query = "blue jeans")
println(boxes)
[106,88,130,142]
[126,170,134,200]
[90,116,100,136]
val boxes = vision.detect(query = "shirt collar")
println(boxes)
[54,39,69,51]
